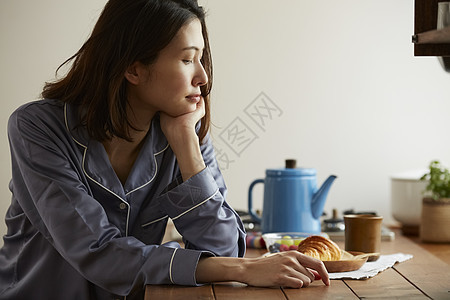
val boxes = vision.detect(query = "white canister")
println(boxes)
[390,170,428,232]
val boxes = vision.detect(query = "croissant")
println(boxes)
[297,235,342,261]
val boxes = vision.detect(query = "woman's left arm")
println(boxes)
[159,99,246,257]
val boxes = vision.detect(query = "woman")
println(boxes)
[0,0,329,299]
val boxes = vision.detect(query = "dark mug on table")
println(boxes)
[344,214,383,261]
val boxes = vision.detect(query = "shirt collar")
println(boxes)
[64,102,170,195]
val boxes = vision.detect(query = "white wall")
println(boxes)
[1,0,449,244]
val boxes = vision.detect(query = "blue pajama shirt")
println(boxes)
[0,99,246,299]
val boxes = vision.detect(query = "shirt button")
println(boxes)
[119,203,127,210]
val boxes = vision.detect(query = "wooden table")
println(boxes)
[145,230,450,299]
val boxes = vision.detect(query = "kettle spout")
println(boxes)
[311,175,337,219]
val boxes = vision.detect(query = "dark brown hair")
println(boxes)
[42,0,212,142]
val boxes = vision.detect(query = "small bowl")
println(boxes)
[323,251,368,273]
[262,232,327,253]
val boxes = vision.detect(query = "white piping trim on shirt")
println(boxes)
[63,104,86,149]
[64,104,131,235]
[171,188,220,221]
[125,143,169,196]
[64,103,168,236]
[141,215,169,228]
[169,248,177,284]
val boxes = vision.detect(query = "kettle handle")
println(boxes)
[248,179,264,223]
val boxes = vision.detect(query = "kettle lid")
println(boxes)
[266,159,316,177]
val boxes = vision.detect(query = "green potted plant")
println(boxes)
[420,160,450,243]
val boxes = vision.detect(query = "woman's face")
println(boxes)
[126,18,208,120]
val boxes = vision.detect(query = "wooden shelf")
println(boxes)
[414,0,450,56]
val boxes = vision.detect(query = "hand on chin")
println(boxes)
[160,97,205,138]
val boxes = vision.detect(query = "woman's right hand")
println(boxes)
[159,97,206,181]
[240,251,330,288]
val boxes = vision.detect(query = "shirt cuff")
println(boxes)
[169,248,214,286]
[158,167,219,220]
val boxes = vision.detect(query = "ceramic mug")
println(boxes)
[344,214,383,261]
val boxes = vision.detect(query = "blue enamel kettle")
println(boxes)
[248,159,337,234]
